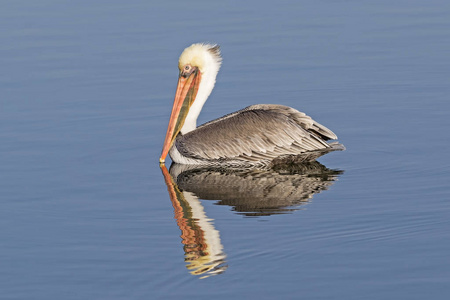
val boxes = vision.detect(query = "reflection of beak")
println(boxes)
[160,70,202,163]
[160,164,228,278]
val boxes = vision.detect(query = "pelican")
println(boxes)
[160,43,344,167]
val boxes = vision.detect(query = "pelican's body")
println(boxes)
[160,43,344,167]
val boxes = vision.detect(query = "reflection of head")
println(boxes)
[170,162,343,216]
[161,166,228,279]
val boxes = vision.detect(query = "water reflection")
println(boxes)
[161,162,343,278]
[170,162,343,216]
[161,166,228,279]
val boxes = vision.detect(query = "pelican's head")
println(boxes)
[160,43,222,163]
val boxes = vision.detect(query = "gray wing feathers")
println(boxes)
[176,104,340,162]
[248,104,338,140]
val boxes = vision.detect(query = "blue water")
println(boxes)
[1,0,450,299]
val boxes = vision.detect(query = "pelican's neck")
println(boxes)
[180,64,220,134]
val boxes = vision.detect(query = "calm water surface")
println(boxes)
[1,1,450,299]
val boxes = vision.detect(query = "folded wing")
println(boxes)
[175,104,342,163]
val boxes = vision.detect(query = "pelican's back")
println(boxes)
[173,104,344,166]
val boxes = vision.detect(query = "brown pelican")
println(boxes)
[160,43,344,167]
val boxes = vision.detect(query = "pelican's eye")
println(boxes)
[181,65,196,78]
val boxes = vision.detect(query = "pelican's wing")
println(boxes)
[176,104,343,163]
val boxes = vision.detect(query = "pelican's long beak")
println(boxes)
[160,68,201,163]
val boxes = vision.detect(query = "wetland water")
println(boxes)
[1,1,450,299]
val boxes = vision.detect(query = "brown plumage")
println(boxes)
[174,104,344,167]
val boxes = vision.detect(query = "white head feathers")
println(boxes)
[179,43,222,134]
[178,43,222,73]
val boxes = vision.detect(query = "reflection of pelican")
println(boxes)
[160,43,344,167]
[161,165,227,278]
[169,162,343,216]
